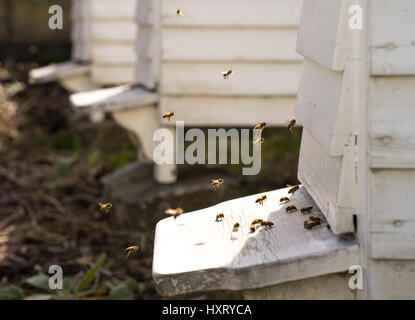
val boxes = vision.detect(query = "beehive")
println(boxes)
[70,0,92,62]
[90,0,139,85]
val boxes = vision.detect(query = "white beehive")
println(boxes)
[90,0,139,85]
[70,0,92,62]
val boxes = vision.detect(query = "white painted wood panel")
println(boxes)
[161,63,302,96]
[160,96,295,126]
[369,76,415,168]
[161,0,303,27]
[298,129,356,234]
[369,169,415,259]
[91,0,137,20]
[92,66,136,85]
[153,186,359,296]
[91,21,136,41]
[370,0,415,75]
[92,43,136,64]
[162,28,302,62]
[296,0,360,71]
[295,58,358,156]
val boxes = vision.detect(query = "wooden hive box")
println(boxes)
[90,0,139,85]
[70,0,92,62]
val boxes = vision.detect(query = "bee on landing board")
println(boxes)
[254,122,267,131]
[300,206,313,214]
[222,69,233,79]
[286,205,297,213]
[254,138,264,145]
[124,245,139,258]
[288,185,300,195]
[287,119,296,132]
[162,112,175,122]
[255,195,267,205]
[249,224,256,233]
[280,197,290,204]
[260,221,274,229]
[304,220,321,230]
[251,218,263,226]
[98,202,112,214]
[176,9,184,16]
[233,222,240,231]
[211,179,224,190]
[309,216,321,222]
[165,207,184,219]
[216,213,224,221]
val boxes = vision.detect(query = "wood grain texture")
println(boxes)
[153,186,359,296]
[161,62,302,96]
[159,96,295,127]
[298,129,356,234]
[369,76,415,168]
[161,0,303,27]
[370,0,415,75]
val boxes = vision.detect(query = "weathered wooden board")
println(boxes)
[161,62,302,96]
[91,21,136,41]
[153,186,359,296]
[298,129,356,234]
[92,43,136,64]
[161,0,303,27]
[370,0,415,75]
[29,61,90,83]
[160,96,295,127]
[162,28,301,62]
[369,169,415,259]
[91,0,137,20]
[296,0,360,71]
[295,58,358,156]
[369,76,415,168]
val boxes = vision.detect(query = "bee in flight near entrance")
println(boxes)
[98,202,112,214]
[124,245,139,258]
[255,195,267,205]
[165,207,184,219]
[176,9,184,16]
[280,197,290,204]
[288,185,300,195]
[211,178,224,190]
[286,205,297,213]
[162,112,175,122]
[222,69,233,79]
[216,213,224,221]
[254,122,267,131]
[301,206,313,214]
[287,119,296,132]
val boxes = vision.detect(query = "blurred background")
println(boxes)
[0,0,301,299]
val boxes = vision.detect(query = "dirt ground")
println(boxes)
[0,46,301,300]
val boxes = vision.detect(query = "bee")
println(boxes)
[280,197,290,203]
[176,9,184,16]
[287,119,296,132]
[124,245,139,258]
[255,195,267,205]
[211,178,224,190]
[216,213,224,221]
[222,69,233,79]
[98,202,112,214]
[260,221,274,229]
[251,218,263,225]
[165,207,184,219]
[304,220,321,230]
[254,138,264,145]
[249,224,256,233]
[300,206,313,214]
[192,136,198,143]
[288,185,300,195]
[162,112,175,122]
[233,222,240,231]
[286,205,297,213]
[309,216,321,222]
[254,122,267,131]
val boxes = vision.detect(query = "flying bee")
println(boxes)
[211,178,224,190]
[260,221,274,229]
[280,197,290,204]
[124,245,139,258]
[176,9,184,16]
[309,216,321,222]
[254,122,267,131]
[165,207,184,219]
[286,205,297,213]
[287,119,296,132]
[288,185,300,195]
[255,195,267,205]
[300,206,313,214]
[162,112,175,122]
[98,202,112,214]
[251,219,263,226]
[254,138,264,145]
[216,213,224,221]
[233,222,240,231]
[249,224,256,233]
[222,69,233,79]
